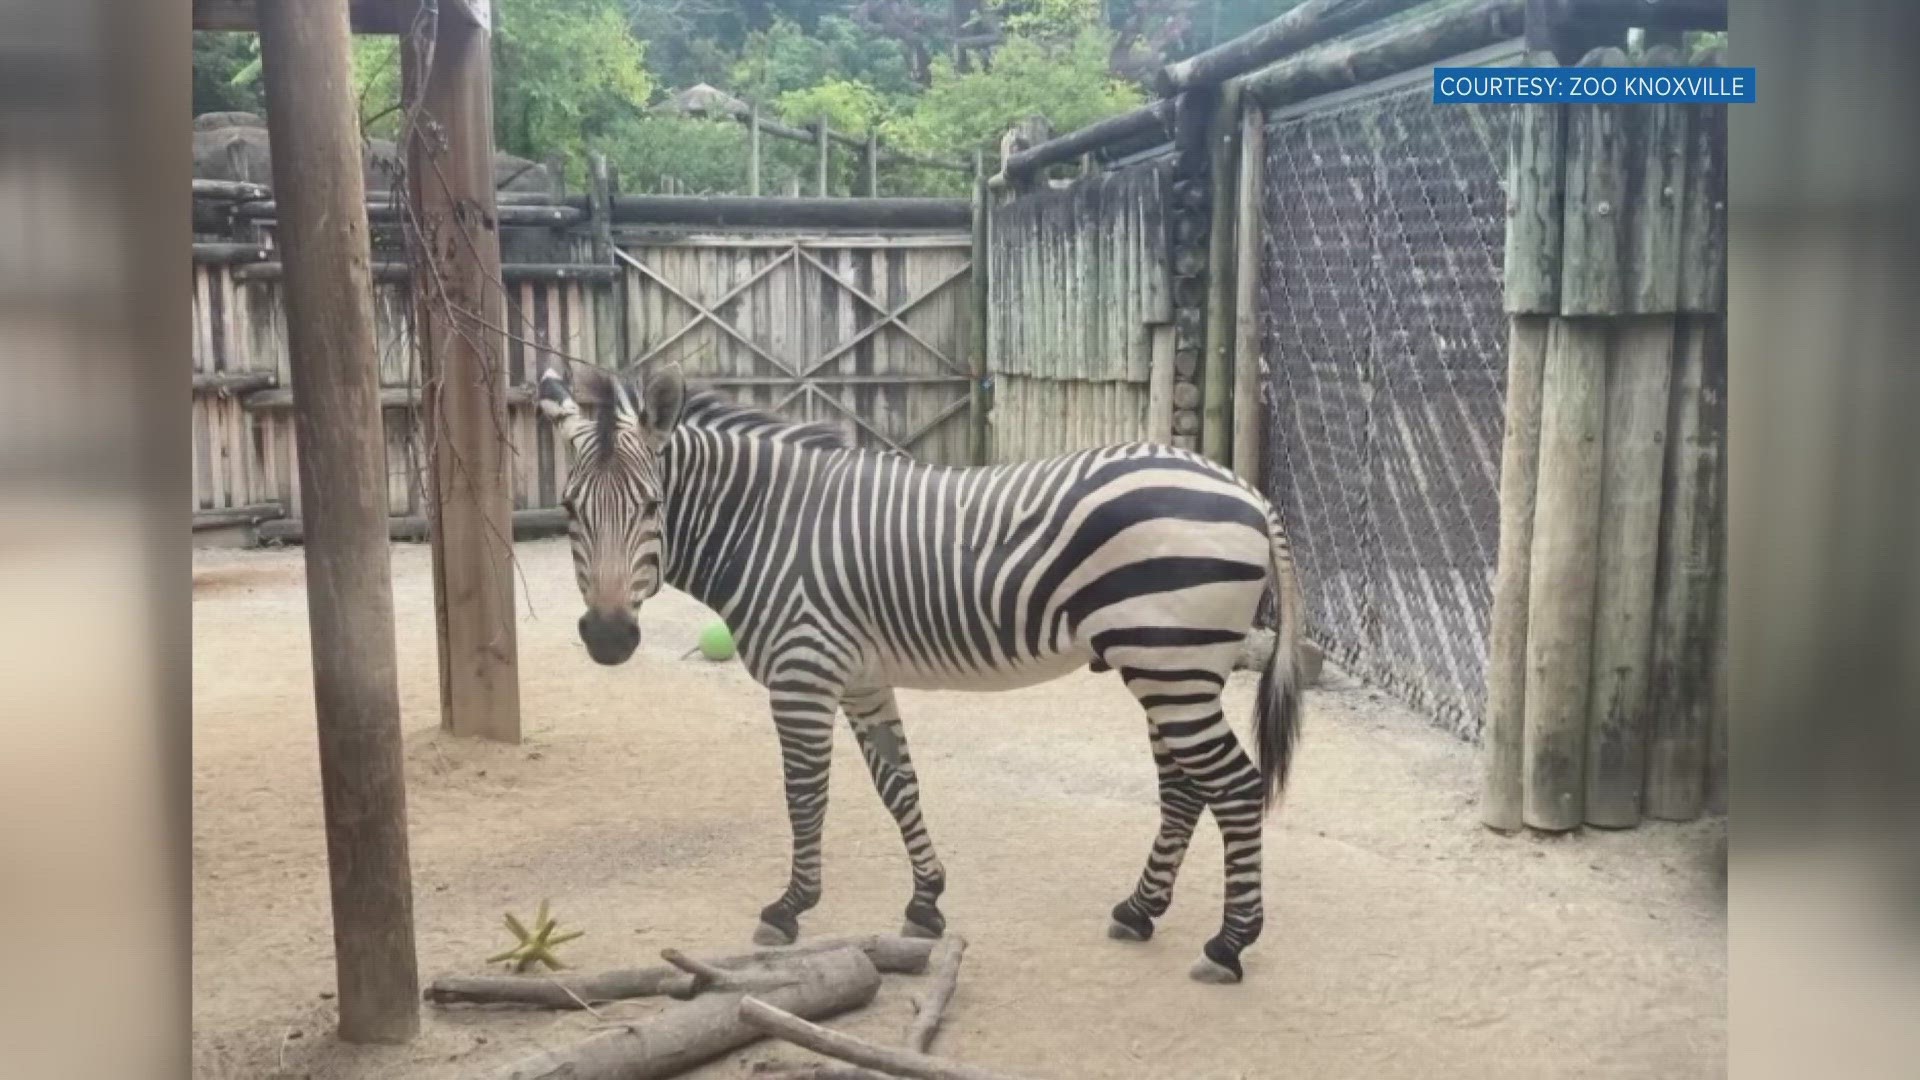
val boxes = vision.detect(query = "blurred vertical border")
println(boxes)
[0,1,1915,1076]
[0,0,190,1076]
[1731,2,1920,1078]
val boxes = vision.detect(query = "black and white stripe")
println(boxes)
[541,360,1304,983]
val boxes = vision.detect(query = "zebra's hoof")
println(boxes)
[901,919,943,940]
[1107,919,1151,942]
[1188,957,1243,984]
[752,921,796,947]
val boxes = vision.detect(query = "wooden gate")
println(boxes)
[616,232,975,465]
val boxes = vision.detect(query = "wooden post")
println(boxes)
[1643,318,1724,820]
[748,101,763,197]
[969,153,990,465]
[1583,317,1673,827]
[588,152,623,367]
[1521,318,1607,831]
[1200,81,1241,466]
[403,2,524,742]
[255,0,419,1042]
[1480,83,1563,832]
[1584,77,1688,827]
[862,132,880,197]
[816,116,831,197]
[1230,99,1266,485]
[1481,317,1551,830]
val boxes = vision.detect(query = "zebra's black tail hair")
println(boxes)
[1253,513,1304,814]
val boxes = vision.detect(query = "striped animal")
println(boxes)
[539,358,1304,983]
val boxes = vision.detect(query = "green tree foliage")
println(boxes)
[193,0,1354,195]
[192,32,263,117]
[775,78,890,135]
[492,0,656,174]
[886,28,1146,161]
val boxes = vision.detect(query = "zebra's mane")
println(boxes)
[677,387,855,450]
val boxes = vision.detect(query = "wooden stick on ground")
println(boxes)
[429,934,935,1010]
[753,935,970,1080]
[661,948,804,998]
[490,948,881,1080]
[905,936,967,1052]
[739,988,1032,1080]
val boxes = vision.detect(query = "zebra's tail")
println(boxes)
[1253,510,1304,814]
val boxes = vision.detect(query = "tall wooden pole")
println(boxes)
[816,117,832,197]
[1199,81,1242,467]
[1230,99,1267,485]
[748,102,763,196]
[256,0,420,1042]
[404,4,523,742]
[969,151,990,465]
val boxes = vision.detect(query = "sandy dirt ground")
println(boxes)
[193,539,1725,1079]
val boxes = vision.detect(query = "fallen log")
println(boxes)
[755,935,969,1080]
[493,948,882,1080]
[428,934,935,1009]
[740,991,1033,1080]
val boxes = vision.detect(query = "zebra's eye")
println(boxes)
[641,498,661,516]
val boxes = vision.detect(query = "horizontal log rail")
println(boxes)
[192,502,285,530]
[244,386,538,411]
[610,195,971,230]
[193,370,278,394]
[233,200,586,227]
[192,242,274,265]
[230,261,620,285]
[1002,101,1176,180]
[1158,0,1423,94]
[258,508,570,545]
[1239,0,1526,111]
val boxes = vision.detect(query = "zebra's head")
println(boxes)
[537,357,686,666]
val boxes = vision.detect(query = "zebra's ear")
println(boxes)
[642,362,686,445]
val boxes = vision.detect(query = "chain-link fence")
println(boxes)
[1258,83,1512,740]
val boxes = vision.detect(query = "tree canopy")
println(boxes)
[192,0,1314,195]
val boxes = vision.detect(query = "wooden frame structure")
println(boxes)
[193,0,521,1042]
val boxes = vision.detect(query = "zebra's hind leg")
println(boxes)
[754,684,840,946]
[843,688,948,940]
[1108,727,1208,943]
[1136,681,1267,983]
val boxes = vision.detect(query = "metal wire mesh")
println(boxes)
[1258,83,1511,740]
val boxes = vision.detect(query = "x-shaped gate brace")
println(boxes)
[611,241,973,455]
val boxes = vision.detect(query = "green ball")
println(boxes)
[698,621,736,662]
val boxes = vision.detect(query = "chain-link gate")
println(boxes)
[1258,83,1513,740]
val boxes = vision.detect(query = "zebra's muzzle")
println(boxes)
[579,610,641,665]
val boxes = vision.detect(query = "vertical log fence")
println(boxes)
[976,0,1725,831]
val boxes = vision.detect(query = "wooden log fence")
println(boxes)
[1480,37,1728,831]
[974,0,1726,833]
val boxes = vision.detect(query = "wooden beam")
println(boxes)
[1003,102,1176,180]
[194,0,486,34]
[609,196,970,230]
[260,508,570,544]
[1240,0,1527,111]
[1158,0,1423,95]
[1200,82,1242,466]
[968,153,989,465]
[402,3,522,743]
[254,0,419,1043]
[1230,101,1267,486]
[232,261,618,285]
[192,242,273,265]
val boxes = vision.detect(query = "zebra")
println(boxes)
[538,357,1304,983]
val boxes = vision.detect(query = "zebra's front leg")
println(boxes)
[844,688,947,940]
[754,686,840,946]
[1109,731,1207,943]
